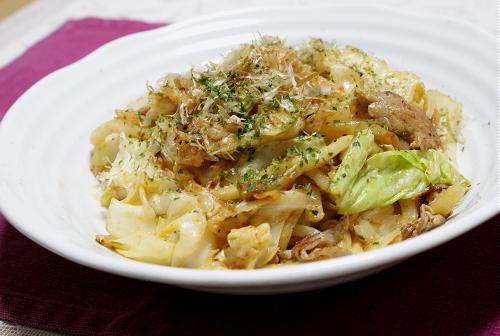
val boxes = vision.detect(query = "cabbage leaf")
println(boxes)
[329,130,469,214]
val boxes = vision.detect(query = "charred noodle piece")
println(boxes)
[403,204,446,238]
[359,91,441,150]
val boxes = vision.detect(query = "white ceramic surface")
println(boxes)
[0,6,497,294]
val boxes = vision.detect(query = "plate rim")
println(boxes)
[0,5,498,289]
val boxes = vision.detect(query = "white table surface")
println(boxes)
[0,0,497,334]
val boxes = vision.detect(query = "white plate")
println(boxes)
[0,6,497,294]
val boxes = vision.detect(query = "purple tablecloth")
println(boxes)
[0,17,498,336]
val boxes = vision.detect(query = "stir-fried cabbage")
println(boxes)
[330,130,468,214]
[91,37,468,269]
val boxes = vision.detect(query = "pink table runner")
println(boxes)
[0,18,498,336]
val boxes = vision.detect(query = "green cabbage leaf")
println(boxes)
[329,130,468,214]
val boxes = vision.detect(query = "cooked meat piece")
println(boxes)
[292,219,351,261]
[403,204,446,238]
[178,143,206,167]
[292,229,350,261]
[358,91,441,149]
[277,249,293,260]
